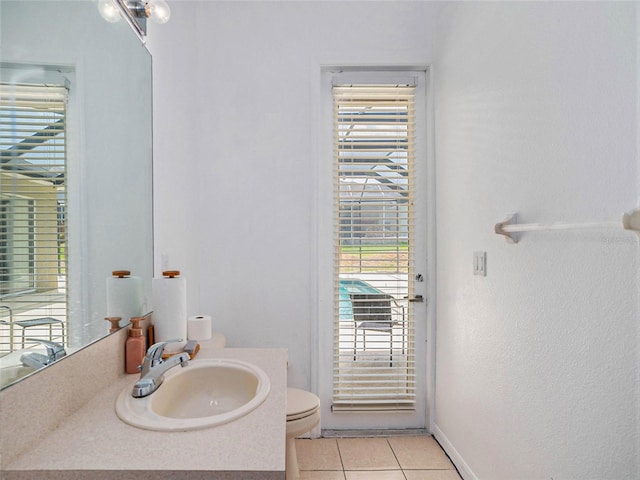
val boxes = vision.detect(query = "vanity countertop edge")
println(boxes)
[2,342,287,479]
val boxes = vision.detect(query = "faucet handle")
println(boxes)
[145,338,183,362]
[25,337,66,361]
[139,339,184,378]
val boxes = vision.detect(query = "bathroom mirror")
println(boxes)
[0,0,153,389]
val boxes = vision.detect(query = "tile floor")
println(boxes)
[295,436,462,480]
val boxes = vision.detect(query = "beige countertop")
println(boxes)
[2,342,287,479]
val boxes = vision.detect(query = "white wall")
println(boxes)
[147,1,437,389]
[149,1,639,477]
[433,2,639,479]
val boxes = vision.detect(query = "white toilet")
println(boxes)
[286,387,320,480]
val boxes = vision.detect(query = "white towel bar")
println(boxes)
[495,208,640,243]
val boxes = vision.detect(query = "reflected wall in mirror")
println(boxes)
[0,0,153,389]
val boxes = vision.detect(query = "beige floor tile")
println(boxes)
[300,471,346,480]
[296,438,343,471]
[345,471,406,480]
[337,438,400,471]
[387,436,454,470]
[403,470,462,480]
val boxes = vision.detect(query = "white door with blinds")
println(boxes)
[0,82,68,353]
[318,70,428,430]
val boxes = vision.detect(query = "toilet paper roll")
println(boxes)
[106,273,143,328]
[152,273,187,353]
[187,315,212,341]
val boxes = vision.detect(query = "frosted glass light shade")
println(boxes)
[98,0,121,23]
[148,0,171,24]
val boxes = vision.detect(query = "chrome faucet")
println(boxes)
[131,339,190,398]
[20,338,67,370]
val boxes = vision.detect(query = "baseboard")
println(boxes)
[322,428,430,438]
[432,423,478,480]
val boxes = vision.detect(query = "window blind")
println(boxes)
[0,83,68,352]
[332,84,416,412]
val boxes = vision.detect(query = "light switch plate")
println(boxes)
[473,251,486,276]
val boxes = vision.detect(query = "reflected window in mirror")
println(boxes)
[1,78,69,357]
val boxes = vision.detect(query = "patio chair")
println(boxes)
[0,306,65,352]
[15,317,65,349]
[350,293,405,367]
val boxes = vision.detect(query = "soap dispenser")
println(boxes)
[125,317,146,374]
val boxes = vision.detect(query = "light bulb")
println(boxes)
[147,0,170,24]
[98,0,121,23]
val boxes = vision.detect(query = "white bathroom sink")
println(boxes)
[115,358,270,431]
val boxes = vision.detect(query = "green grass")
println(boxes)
[339,243,410,273]
[340,243,408,253]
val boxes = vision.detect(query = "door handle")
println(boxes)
[404,295,424,303]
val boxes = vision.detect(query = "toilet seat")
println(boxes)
[287,407,319,422]
[286,388,320,422]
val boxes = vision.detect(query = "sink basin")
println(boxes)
[115,358,270,431]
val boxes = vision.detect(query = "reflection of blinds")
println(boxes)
[332,84,416,412]
[0,83,68,351]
